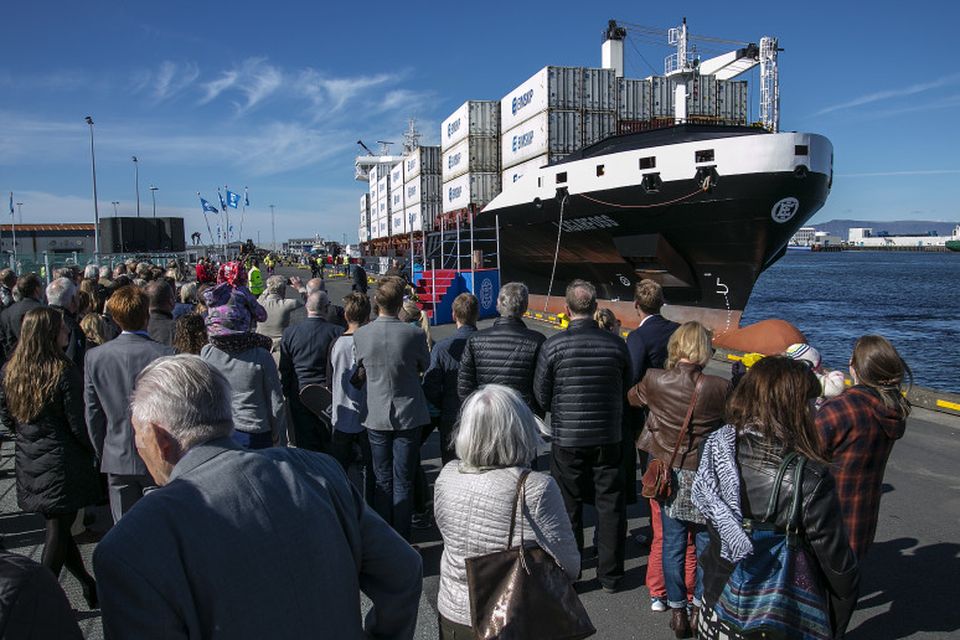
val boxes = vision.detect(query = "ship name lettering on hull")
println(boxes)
[553,214,620,233]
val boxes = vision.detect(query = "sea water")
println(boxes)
[742,250,960,393]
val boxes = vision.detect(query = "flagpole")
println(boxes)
[224,185,231,259]
[9,193,16,268]
[198,193,217,246]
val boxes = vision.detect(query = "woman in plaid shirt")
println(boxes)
[816,336,911,558]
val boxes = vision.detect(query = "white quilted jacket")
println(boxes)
[433,463,580,626]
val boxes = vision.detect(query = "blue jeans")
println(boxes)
[660,509,709,609]
[367,427,420,540]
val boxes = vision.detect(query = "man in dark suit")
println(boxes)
[85,285,174,522]
[0,274,44,359]
[95,355,422,640]
[279,290,344,451]
[626,279,680,387]
[351,262,368,294]
[46,277,86,369]
[146,280,176,346]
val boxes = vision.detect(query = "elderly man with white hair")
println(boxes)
[256,274,306,357]
[94,355,422,640]
[47,276,86,368]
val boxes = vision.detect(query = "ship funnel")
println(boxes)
[602,20,626,78]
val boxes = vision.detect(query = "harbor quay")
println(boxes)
[1,273,957,640]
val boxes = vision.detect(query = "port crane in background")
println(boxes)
[615,17,781,132]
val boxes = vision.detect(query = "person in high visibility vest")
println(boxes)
[248,259,265,297]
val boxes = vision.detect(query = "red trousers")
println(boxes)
[646,499,696,599]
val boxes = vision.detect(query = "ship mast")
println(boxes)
[759,37,781,132]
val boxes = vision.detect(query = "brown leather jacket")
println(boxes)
[629,363,730,470]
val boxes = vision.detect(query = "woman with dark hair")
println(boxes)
[694,357,859,639]
[173,313,209,355]
[816,335,911,559]
[0,308,100,608]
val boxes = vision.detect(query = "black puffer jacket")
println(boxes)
[700,435,859,637]
[2,366,101,515]
[533,318,631,447]
[457,317,546,414]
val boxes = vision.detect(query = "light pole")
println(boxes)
[85,116,100,258]
[111,201,119,215]
[269,204,276,252]
[132,156,140,217]
[149,185,158,217]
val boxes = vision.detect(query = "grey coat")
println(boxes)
[94,439,423,640]
[352,316,430,431]
[84,333,175,474]
[200,344,288,440]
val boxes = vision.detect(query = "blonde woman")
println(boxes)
[628,321,731,637]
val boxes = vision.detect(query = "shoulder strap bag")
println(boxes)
[713,452,833,639]
[465,470,596,640]
[641,374,704,500]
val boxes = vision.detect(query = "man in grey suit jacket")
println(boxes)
[85,286,174,522]
[95,355,422,640]
[353,278,430,540]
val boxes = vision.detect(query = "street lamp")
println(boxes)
[85,116,100,258]
[269,204,276,252]
[132,156,140,217]
[111,201,120,215]
[149,185,158,217]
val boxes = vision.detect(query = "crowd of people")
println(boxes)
[0,257,914,640]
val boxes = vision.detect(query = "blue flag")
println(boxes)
[199,194,219,214]
[218,188,227,212]
[226,190,240,209]
[244,187,250,207]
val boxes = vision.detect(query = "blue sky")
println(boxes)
[1,1,957,245]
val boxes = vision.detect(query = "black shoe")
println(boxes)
[600,581,621,594]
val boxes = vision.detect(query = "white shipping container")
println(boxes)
[441,101,500,150]
[617,77,651,121]
[582,68,617,112]
[391,182,405,212]
[377,176,390,198]
[500,153,565,186]
[403,146,441,180]
[405,173,442,206]
[442,172,501,213]
[404,201,440,233]
[717,80,748,124]
[390,162,404,185]
[441,136,500,182]
[583,112,618,147]
[500,66,582,132]
[500,110,581,170]
[359,192,370,213]
[391,211,406,236]
[651,76,676,118]
[687,75,718,117]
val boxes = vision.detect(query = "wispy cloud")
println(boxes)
[814,73,960,116]
[133,61,201,102]
[298,70,397,113]
[836,169,960,178]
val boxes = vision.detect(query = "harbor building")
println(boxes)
[848,226,959,248]
[0,223,96,258]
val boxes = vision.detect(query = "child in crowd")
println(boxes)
[784,342,846,407]
[202,262,268,350]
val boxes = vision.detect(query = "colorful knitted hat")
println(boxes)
[784,343,822,371]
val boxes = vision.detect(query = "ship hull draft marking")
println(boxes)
[771,197,800,223]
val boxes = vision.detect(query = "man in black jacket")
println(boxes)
[534,279,631,593]
[146,281,176,346]
[47,277,86,369]
[457,282,545,415]
[423,293,478,464]
[0,273,44,359]
[279,291,344,451]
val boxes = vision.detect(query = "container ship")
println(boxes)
[356,19,832,334]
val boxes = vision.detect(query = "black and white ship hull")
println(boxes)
[478,124,833,333]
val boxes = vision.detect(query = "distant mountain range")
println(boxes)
[813,219,959,239]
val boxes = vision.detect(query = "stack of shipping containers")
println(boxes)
[403,146,442,234]
[359,193,370,243]
[441,101,501,217]
[390,162,406,236]
[499,66,618,186]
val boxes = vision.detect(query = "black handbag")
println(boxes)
[465,470,596,640]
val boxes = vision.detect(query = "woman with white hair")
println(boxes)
[434,384,579,638]
[256,275,305,358]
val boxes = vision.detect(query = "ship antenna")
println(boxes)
[403,118,421,154]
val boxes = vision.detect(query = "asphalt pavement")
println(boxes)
[0,271,957,639]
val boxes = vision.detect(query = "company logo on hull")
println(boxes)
[771,197,800,223]
[552,214,620,233]
[512,89,534,115]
